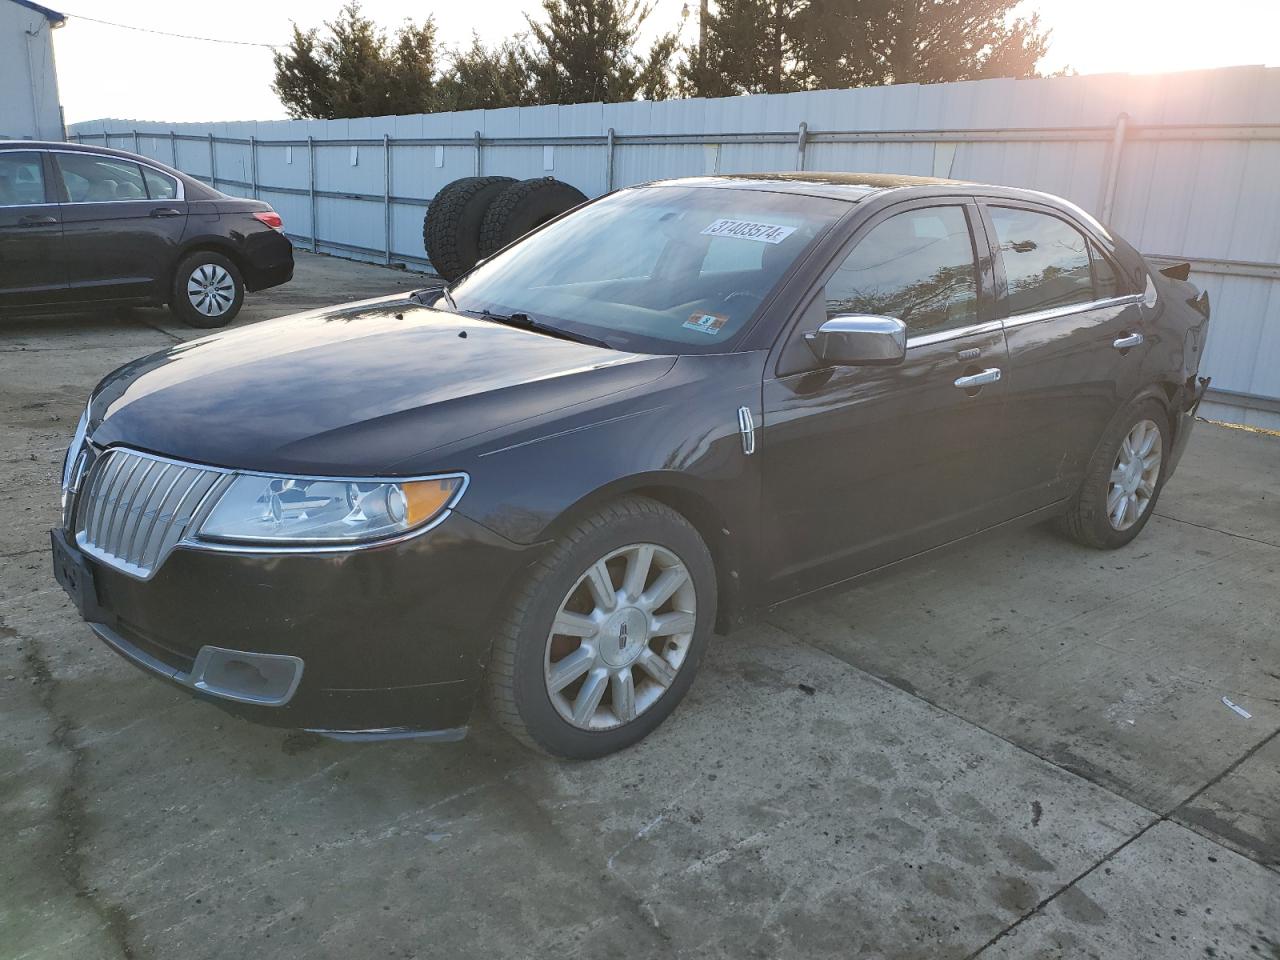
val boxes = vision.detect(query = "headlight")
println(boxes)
[196,473,466,545]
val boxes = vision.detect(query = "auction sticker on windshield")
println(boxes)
[701,219,797,244]
[684,312,729,335]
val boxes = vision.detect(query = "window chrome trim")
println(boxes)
[1000,293,1143,330]
[902,293,1142,349]
[907,319,1005,349]
[43,148,186,202]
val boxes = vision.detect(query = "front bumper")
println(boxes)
[53,512,547,738]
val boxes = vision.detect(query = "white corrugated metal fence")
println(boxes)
[69,67,1280,429]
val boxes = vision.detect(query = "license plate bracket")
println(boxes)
[50,528,110,624]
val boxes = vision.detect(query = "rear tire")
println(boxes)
[478,177,589,258]
[1058,397,1170,549]
[168,251,244,328]
[422,176,515,281]
[488,496,716,760]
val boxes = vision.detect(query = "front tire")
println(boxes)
[1058,397,1170,549]
[169,251,244,328]
[488,496,717,759]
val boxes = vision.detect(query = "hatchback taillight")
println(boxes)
[253,211,284,230]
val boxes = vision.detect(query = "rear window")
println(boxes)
[56,153,148,203]
[989,207,1094,315]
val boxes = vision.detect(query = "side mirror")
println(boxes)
[804,315,907,366]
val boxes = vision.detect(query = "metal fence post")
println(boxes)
[207,132,216,187]
[133,129,140,155]
[796,121,809,171]
[383,133,392,264]
[308,135,318,253]
[605,127,616,192]
[169,130,177,166]
[1100,112,1129,224]
[473,130,482,177]
[249,135,259,200]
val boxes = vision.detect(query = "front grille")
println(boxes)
[74,448,225,579]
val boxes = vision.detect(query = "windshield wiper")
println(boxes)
[409,283,458,311]
[472,309,613,350]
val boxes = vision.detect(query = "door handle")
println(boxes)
[18,214,58,227]
[954,368,1002,389]
[1113,332,1144,350]
[149,207,183,218]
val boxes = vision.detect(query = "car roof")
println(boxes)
[650,171,974,201]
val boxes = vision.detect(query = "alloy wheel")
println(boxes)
[1107,418,1162,531]
[543,543,696,731]
[186,263,236,317]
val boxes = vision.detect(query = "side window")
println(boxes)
[989,206,1093,315]
[824,205,979,336]
[1089,241,1120,299]
[55,154,148,203]
[142,167,178,201]
[0,151,46,206]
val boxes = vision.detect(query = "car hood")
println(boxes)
[88,296,675,474]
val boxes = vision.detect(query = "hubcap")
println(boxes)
[186,263,235,317]
[543,543,696,731]
[1107,418,1162,531]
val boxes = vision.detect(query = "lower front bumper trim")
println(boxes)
[306,726,468,743]
[91,623,303,707]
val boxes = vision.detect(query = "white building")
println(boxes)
[0,0,65,140]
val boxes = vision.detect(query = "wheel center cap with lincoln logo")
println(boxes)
[599,607,649,667]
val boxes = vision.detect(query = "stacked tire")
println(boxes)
[423,176,588,282]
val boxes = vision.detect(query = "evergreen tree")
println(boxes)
[436,36,538,111]
[272,3,445,118]
[524,0,656,104]
[680,0,809,96]
[796,0,1049,88]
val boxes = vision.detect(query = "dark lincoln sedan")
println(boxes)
[52,173,1210,759]
[0,141,293,327]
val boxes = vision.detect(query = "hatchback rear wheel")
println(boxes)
[488,496,716,759]
[169,251,244,328]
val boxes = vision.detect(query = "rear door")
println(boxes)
[0,149,66,307]
[980,201,1147,512]
[760,199,1012,600]
[51,151,189,303]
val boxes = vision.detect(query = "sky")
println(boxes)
[48,0,1280,125]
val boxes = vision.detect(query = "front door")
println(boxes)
[0,150,65,307]
[51,151,189,303]
[980,202,1150,513]
[761,200,1012,601]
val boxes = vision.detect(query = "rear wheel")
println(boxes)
[488,496,716,759]
[1058,398,1170,549]
[168,251,244,328]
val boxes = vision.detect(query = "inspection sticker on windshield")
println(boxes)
[701,218,797,244]
[684,312,729,335]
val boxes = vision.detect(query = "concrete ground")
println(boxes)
[2,251,1277,960]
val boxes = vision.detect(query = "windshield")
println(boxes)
[448,185,849,354]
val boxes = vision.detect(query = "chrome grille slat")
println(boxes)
[134,466,187,569]
[73,448,225,580]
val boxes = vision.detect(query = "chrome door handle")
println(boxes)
[954,367,1002,389]
[1113,332,1144,350]
[18,214,58,227]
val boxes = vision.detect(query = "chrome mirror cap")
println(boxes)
[804,314,907,366]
